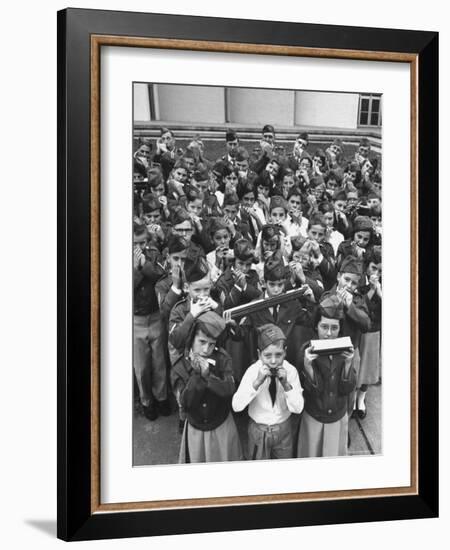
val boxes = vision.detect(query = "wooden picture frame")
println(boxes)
[57,8,438,541]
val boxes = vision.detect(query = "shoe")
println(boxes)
[143,404,158,421]
[157,399,171,416]
[357,406,367,420]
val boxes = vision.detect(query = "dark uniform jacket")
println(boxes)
[298,342,356,423]
[214,267,261,309]
[171,347,235,431]
[168,296,223,365]
[321,286,371,348]
[133,248,165,316]
[155,273,185,324]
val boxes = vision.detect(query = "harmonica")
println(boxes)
[223,286,308,320]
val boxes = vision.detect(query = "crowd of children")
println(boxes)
[133,125,382,463]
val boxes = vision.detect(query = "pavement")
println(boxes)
[133,384,381,465]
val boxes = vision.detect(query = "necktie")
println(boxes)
[269,376,277,406]
[273,305,279,324]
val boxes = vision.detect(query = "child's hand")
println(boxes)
[289,261,305,284]
[190,298,212,318]
[158,196,168,208]
[223,309,237,329]
[133,246,145,269]
[172,265,183,290]
[341,347,355,365]
[233,269,247,290]
[337,288,353,308]
[253,364,271,390]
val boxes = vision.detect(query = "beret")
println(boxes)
[184,256,210,283]
[319,295,344,320]
[196,311,226,339]
[257,323,286,350]
[262,124,275,134]
[167,234,188,254]
[269,195,288,212]
[353,215,374,234]
[340,255,364,275]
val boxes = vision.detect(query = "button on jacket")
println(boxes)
[298,344,356,424]
[171,349,235,431]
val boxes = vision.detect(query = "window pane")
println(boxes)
[360,112,368,125]
[370,112,379,126]
[361,98,370,111]
[372,98,380,113]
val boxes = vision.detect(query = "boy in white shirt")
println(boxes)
[232,324,304,459]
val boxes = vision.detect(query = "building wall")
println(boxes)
[134,83,369,131]
[227,88,295,126]
[133,83,151,121]
[155,84,225,124]
[294,91,360,129]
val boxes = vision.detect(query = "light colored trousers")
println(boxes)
[133,313,167,407]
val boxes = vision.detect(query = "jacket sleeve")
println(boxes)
[206,355,236,397]
[284,366,304,414]
[338,364,357,395]
[298,346,324,394]
[346,296,371,332]
[180,372,208,411]
[157,285,182,323]
[232,365,264,412]
[169,306,196,352]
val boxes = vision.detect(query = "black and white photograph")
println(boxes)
[132,83,382,466]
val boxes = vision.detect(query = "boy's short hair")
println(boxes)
[291,235,307,252]
[287,186,302,200]
[261,224,281,242]
[234,239,255,261]
[209,217,230,237]
[365,245,382,265]
[264,254,288,281]
[226,130,238,142]
[147,167,164,188]
[133,223,148,242]
[185,185,204,203]
[269,195,288,213]
[262,124,275,135]
[235,147,249,162]
[160,127,173,137]
[308,213,327,230]
[370,205,382,218]
[332,189,347,202]
[171,207,192,227]
[192,166,210,182]
[237,180,256,200]
[223,192,240,207]
[142,194,162,214]
[254,172,271,189]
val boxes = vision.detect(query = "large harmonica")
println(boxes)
[223,286,308,320]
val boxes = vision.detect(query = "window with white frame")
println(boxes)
[358,94,382,127]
